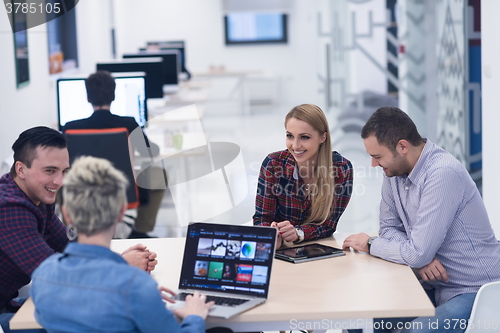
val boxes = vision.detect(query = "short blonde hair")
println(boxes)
[63,156,128,236]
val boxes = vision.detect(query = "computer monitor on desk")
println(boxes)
[144,41,190,80]
[57,73,148,130]
[97,58,164,99]
[123,50,180,94]
[147,40,185,47]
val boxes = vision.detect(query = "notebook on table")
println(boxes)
[167,222,277,319]
[275,243,345,263]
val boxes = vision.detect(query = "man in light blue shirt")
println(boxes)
[343,106,500,333]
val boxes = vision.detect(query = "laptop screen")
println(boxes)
[179,223,277,298]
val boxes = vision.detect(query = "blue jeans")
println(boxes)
[0,298,46,333]
[350,289,477,333]
[397,291,476,333]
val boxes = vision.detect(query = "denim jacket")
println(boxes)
[31,243,205,333]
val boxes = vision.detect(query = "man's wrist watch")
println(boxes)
[294,227,305,243]
[367,236,378,252]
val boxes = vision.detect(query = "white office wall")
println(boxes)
[75,1,114,74]
[0,0,114,161]
[112,0,321,107]
[0,15,54,162]
[481,0,500,237]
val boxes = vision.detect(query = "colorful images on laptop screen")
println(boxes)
[180,223,276,298]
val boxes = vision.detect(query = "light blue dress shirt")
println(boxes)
[370,139,500,306]
[31,242,205,333]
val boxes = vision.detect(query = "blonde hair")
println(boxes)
[63,156,128,236]
[285,104,335,225]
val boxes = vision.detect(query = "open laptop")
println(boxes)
[168,222,277,319]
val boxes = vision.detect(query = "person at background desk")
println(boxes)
[0,127,157,333]
[343,107,500,333]
[63,71,166,238]
[253,104,353,248]
[31,156,214,333]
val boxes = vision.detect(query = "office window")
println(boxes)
[47,1,78,74]
[12,0,30,87]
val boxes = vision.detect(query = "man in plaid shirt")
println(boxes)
[0,127,156,332]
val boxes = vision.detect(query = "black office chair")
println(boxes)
[65,128,144,209]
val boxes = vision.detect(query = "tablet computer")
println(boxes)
[275,243,345,263]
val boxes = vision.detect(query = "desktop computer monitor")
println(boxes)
[147,40,184,47]
[123,50,180,87]
[144,41,190,79]
[57,73,147,130]
[96,58,164,98]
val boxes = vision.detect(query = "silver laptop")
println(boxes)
[167,222,277,319]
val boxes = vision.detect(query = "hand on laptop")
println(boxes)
[159,286,177,303]
[121,244,158,272]
[173,291,214,320]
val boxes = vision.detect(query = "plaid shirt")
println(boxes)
[0,173,68,310]
[253,150,353,241]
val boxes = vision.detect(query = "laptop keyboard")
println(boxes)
[175,292,250,307]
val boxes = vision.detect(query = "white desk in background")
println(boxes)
[139,99,211,226]
[193,70,279,116]
[145,81,208,142]
[147,79,211,112]
[163,87,210,106]
[148,105,206,122]
[11,233,434,332]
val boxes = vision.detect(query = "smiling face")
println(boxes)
[285,117,326,167]
[363,135,411,177]
[14,146,70,205]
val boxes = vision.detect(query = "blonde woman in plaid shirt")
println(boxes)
[253,104,353,249]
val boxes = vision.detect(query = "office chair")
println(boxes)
[65,128,144,209]
[464,280,500,333]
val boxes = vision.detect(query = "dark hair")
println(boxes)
[361,106,423,151]
[85,71,116,107]
[10,126,67,178]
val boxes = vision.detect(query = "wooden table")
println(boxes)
[10,233,434,332]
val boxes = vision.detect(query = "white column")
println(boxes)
[481,0,500,238]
